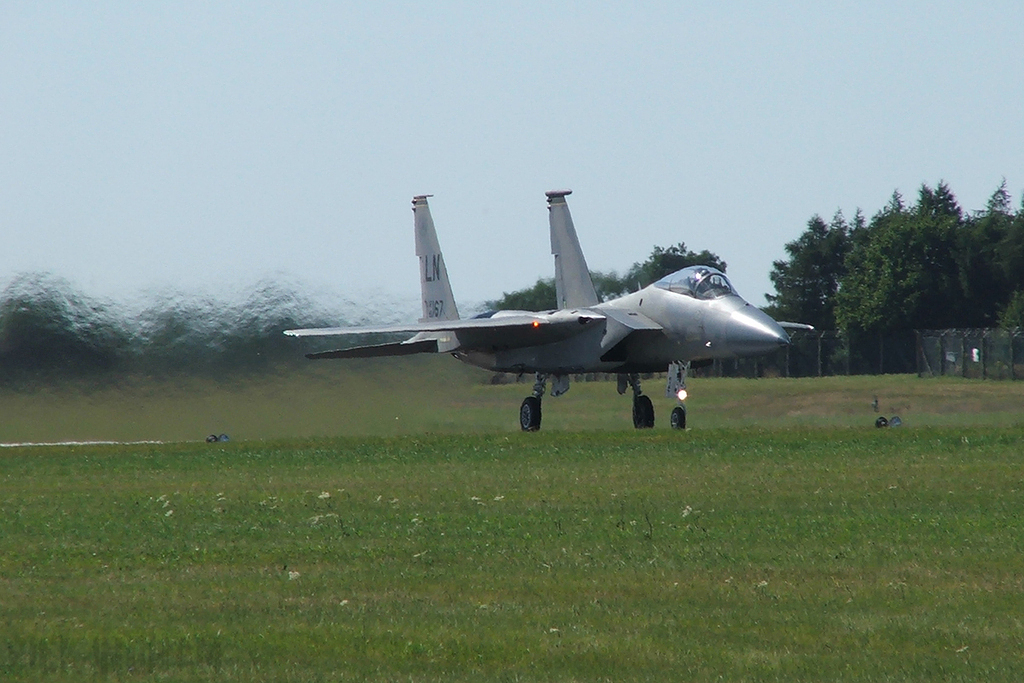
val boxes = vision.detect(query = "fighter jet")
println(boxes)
[285,190,799,431]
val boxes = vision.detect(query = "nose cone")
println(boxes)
[725,306,791,357]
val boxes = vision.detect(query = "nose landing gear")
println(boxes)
[670,405,686,429]
[666,361,690,430]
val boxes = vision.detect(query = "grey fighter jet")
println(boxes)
[285,190,799,431]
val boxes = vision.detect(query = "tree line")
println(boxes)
[5,180,1017,384]
[766,180,1024,333]
[491,180,1024,339]
[486,244,727,311]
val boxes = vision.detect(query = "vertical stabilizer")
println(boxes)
[413,195,460,322]
[547,189,599,309]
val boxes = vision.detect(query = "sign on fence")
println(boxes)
[917,329,1023,380]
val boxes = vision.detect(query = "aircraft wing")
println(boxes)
[599,307,664,332]
[285,311,605,359]
[777,321,815,330]
[306,339,441,360]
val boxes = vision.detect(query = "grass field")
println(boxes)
[5,356,1024,442]
[2,369,1024,680]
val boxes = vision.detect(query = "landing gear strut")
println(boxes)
[519,367,686,432]
[619,373,654,429]
[519,373,549,432]
[666,361,689,430]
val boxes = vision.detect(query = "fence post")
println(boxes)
[982,330,988,379]
[939,332,946,376]
[915,330,921,377]
[879,333,884,375]
[816,331,822,377]
[960,335,966,378]
[1013,331,1018,381]
[845,332,850,376]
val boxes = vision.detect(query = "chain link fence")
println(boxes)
[700,329,919,378]
[916,329,1024,380]
[711,328,1024,379]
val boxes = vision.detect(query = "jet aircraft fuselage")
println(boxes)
[286,190,801,431]
[454,280,787,376]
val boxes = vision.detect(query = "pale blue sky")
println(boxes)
[2,2,1022,311]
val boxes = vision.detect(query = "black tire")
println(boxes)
[875,416,889,428]
[670,405,686,430]
[520,396,542,431]
[633,395,655,429]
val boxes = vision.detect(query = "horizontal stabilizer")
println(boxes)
[306,339,439,360]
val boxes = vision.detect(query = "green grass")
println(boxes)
[2,427,1024,680]
[3,370,1024,679]
[5,357,1024,443]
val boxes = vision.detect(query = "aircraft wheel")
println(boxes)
[632,395,655,429]
[520,396,542,431]
[670,405,686,430]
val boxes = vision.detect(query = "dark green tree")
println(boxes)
[991,183,1024,296]
[765,210,852,328]
[623,243,727,290]
[956,181,1016,326]
[486,242,726,311]
[486,278,557,311]
[999,290,1024,329]
[485,270,629,311]
[591,270,632,301]
[836,183,965,334]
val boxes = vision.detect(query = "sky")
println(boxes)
[2,2,1023,316]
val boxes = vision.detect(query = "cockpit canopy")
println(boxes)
[654,266,737,300]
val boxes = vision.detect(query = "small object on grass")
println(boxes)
[889,416,902,427]
[875,416,889,428]
[206,434,218,443]
[218,434,230,442]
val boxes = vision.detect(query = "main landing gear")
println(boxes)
[520,396,541,431]
[519,373,569,432]
[618,373,654,429]
[518,364,689,432]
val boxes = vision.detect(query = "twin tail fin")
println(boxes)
[547,190,599,309]
[413,195,460,322]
